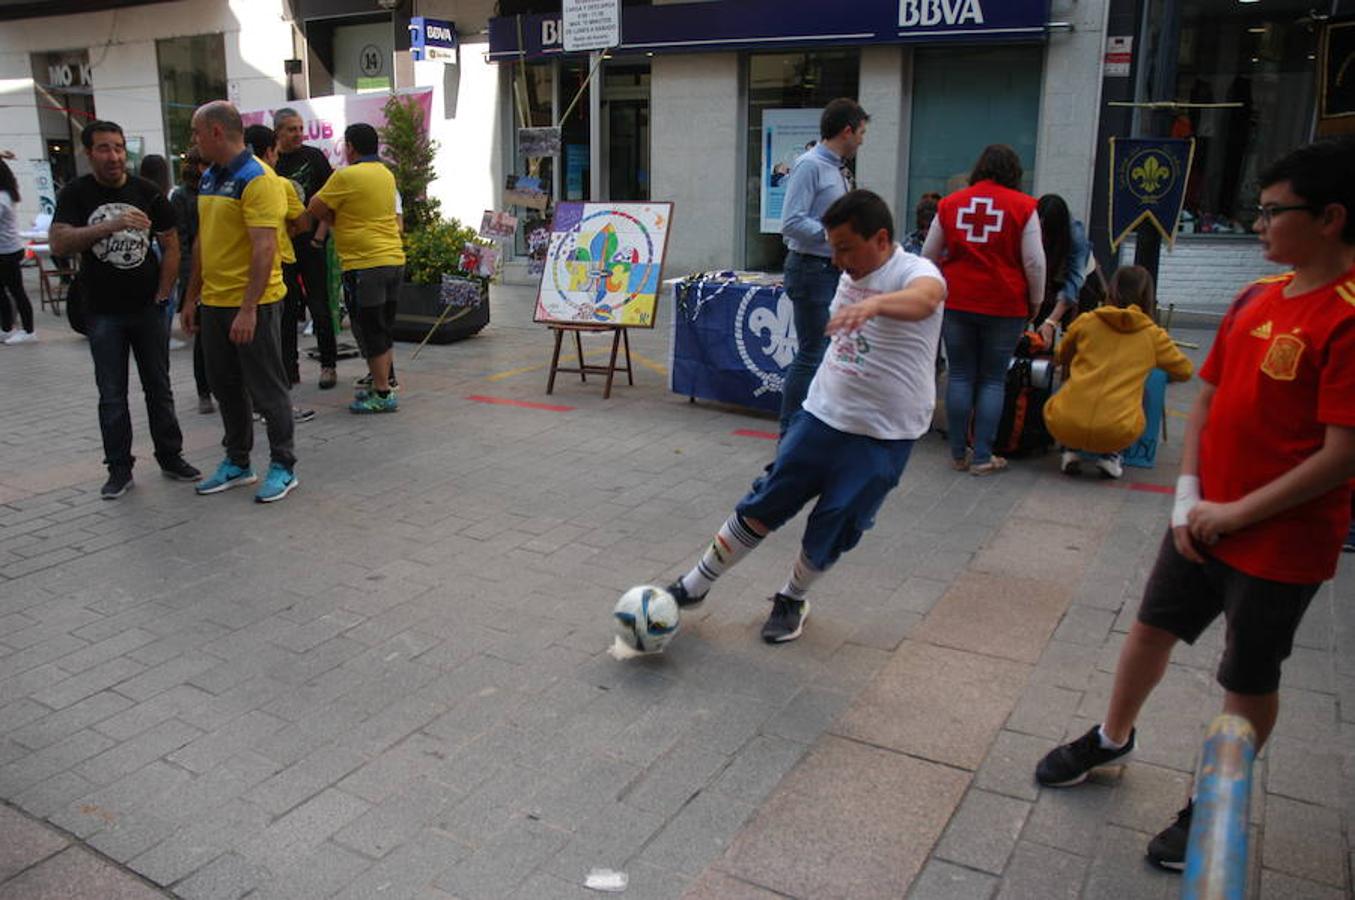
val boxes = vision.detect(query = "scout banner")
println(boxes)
[1108,137,1195,251]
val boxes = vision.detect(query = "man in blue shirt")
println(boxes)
[779,98,870,434]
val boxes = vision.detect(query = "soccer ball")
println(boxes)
[613,585,680,653]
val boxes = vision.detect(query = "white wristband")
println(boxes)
[1171,475,1201,528]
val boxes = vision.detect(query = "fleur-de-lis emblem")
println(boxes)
[748,294,798,368]
[1131,155,1171,194]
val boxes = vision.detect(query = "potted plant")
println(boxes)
[379,93,491,342]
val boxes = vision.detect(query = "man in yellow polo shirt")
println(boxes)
[308,123,405,414]
[181,100,298,503]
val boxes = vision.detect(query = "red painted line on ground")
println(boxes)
[467,395,575,412]
[1127,481,1174,495]
[732,428,778,441]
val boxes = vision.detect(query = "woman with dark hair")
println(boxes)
[170,148,214,413]
[1034,193,1093,346]
[923,144,1046,475]
[0,158,37,344]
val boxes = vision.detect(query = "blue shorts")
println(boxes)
[736,411,914,571]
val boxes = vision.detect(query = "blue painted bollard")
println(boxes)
[1183,714,1256,900]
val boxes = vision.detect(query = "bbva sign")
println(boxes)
[899,0,986,27]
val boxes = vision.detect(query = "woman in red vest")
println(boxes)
[923,145,1046,475]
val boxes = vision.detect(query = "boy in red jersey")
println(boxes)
[1034,139,1355,870]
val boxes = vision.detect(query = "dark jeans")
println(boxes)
[0,249,35,334]
[280,261,303,384]
[192,334,211,399]
[779,251,841,434]
[87,305,184,472]
[199,303,295,469]
[942,308,1027,465]
[293,239,337,369]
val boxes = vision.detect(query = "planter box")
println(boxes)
[392,281,490,344]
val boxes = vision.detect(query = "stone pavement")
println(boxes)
[0,279,1350,899]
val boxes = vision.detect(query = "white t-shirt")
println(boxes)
[803,245,946,440]
[0,192,22,254]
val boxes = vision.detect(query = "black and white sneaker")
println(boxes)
[761,593,808,643]
[1035,724,1135,786]
[159,457,202,482]
[293,407,316,423]
[1146,800,1192,872]
[101,468,133,500]
[1060,449,1082,476]
[666,580,707,609]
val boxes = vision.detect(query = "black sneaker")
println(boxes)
[1343,524,1355,553]
[761,593,808,643]
[293,407,316,423]
[101,468,133,500]
[1035,724,1135,786]
[666,580,707,609]
[1146,800,1192,872]
[159,457,202,482]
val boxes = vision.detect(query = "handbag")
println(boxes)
[64,272,87,335]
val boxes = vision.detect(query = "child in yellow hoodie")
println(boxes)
[1044,266,1193,478]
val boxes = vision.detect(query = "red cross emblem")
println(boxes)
[956,197,1005,243]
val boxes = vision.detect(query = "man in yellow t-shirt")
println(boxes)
[308,123,405,415]
[181,100,297,503]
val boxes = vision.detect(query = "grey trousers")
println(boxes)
[199,303,296,469]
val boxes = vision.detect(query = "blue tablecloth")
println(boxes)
[670,276,799,413]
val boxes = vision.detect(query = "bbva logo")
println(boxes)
[900,0,986,27]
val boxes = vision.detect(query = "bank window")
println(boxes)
[156,34,227,164]
[1140,0,1318,233]
[510,60,557,257]
[743,50,860,272]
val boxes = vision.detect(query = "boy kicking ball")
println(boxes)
[666,189,946,643]
[1034,138,1355,871]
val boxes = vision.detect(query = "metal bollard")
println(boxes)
[1183,714,1256,900]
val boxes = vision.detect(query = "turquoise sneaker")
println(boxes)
[255,463,298,504]
[195,459,257,495]
[349,391,398,414]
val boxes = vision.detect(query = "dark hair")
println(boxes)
[1258,138,1355,244]
[80,120,125,150]
[0,158,18,203]
[345,123,379,157]
[244,124,276,157]
[138,154,171,194]
[822,189,894,242]
[915,191,942,231]
[1037,194,1072,296]
[969,144,1023,190]
[820,98,869,141]
[1109,264,1155,319]
[179,147,205,190]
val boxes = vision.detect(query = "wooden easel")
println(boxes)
[545,324,633,399]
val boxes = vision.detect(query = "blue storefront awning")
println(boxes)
[489,0,1053,61]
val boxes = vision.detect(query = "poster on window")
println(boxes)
[1320,21,1355,122]
[239,88,434,170]
[759,109,823,234]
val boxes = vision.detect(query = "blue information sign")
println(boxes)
[410,16,458,63]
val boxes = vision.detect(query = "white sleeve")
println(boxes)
[394,190,404,215]
[920,217,944,263]
[1021,213,1046,314]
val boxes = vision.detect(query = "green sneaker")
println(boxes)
[349,391,398,414]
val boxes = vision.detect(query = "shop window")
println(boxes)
[306,14,395,98]
[511,60,556,257]
[743,50,860,272]
[156,34,227,165]
[907,45,1042,218]
[1140,0,1319,233]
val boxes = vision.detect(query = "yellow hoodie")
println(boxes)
[1044,305,1193,454]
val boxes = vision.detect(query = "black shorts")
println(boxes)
[1137,530,1319,695]
[342,266,402,358]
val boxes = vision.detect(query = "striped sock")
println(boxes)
[680,514,764,597]
[779,551,823,601]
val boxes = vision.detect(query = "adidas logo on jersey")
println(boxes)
[1250,321,1272,339]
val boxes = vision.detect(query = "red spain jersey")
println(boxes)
[1198,267,1355,583]
[935,181,1038,318]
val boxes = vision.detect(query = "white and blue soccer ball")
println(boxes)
[613,585,680,653]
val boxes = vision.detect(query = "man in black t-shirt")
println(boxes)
[51,120,200,499]
[274,108,338,388]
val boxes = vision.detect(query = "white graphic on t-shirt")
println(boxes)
[955,197,1004,244]
[88,203,150,269]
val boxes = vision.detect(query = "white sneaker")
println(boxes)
[1096,454,1124,480]
[0,330,12,342]
[4,330,36,345]
[1060,450,1082,476]
[168,337,187,350]
[303,320,314,337]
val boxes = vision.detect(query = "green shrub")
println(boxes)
[403,218,491,287]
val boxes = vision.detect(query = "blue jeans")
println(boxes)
[87,305,184,472]
[942,309,1026,465]
[779,251,841,435]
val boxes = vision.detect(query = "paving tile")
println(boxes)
[906,859,1000,900]
[1260,795,1347,889]
[0,845,166,899]
[911,571,1073,664]
[834,641,1031,770]
[994,841,1089,900]
[1081,824,1179,900]
[170,852,264,900]
[933,789,1029,874]
[0,803,69,882]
